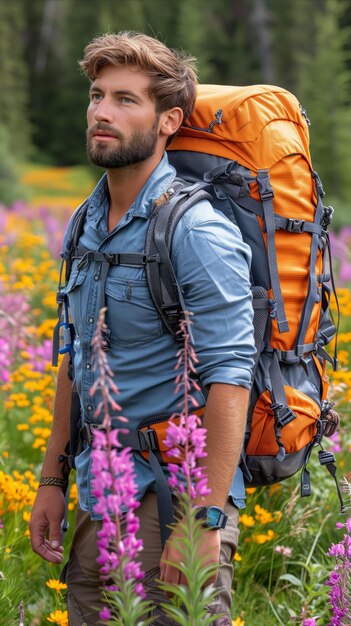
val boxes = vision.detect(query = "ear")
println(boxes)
[159,107,183,138]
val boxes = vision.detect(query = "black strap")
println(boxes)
[257,170,289,334]
[145,181,212,336]
[318,450,345,513]
[294,194,324,356]
[274,215,323,235]
[269,350,296,461]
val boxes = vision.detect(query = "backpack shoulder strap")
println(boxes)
[52,198,90,367]
[62,199,90,284]
[145,179,212,337]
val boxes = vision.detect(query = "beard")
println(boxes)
[86,117,159,169]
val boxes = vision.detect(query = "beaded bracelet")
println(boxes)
[39,476,68,491]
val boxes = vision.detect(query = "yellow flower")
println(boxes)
[239,514,255,527]
[17,424,30,431]
[254,504,274,524]
[245,487,256,494]
[232,618,245,626]
[46,579,68,592]
[233,552,242,561]
[47,610,68,626]
[251,529,276,544]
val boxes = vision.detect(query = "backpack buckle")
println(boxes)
[139,428,158,451]
[318,449,336,466]
[286,218,305,233]
[271,403,296,427]
[161,302,182,318]
[56,290,66,305]
[104,253,120,265]
[257,176,274,200]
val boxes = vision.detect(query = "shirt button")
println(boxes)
[94,275,99,281]
[86,363,91,370]
[88,317,94,324]
[87,404,93,411]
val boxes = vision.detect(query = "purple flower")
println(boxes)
[90,308,145,599]
[164,314,210,500]
[26,340,52,372]
[303,619,317,626]
[99,606,111,620]
[326,513,351,625]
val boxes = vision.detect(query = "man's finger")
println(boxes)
[31,537,64,563]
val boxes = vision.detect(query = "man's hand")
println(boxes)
[29,486,66,563]
[159,521,220,589]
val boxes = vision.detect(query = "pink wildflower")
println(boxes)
[26,340,52,372]
[326,510,351,625]
[275,545,292,557]
[99,606,111,621]
[90,308,145,598]
[164,313,210,499]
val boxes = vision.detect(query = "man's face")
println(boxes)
[86,65,160,169]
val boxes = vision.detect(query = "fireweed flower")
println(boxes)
[163,313,210,499]
[160,313,220,625]
[326,479,351,626]
[89,308,151,625]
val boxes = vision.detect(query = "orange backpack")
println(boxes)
[56,85,343,515]
[146,84,342,505]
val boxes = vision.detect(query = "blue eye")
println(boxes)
[90,93,103,102]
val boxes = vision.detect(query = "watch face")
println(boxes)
[207,507,222,527]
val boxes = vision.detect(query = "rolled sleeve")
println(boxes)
[172,201,256,389]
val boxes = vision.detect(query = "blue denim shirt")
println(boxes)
[62,154,255,519]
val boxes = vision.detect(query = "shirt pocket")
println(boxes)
[105,276,163,348]
[61,268,89,338]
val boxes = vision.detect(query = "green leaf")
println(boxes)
[278,574,303,587]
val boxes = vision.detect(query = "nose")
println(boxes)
[90,97,114,124]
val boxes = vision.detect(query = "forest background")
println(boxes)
[1,1,351,626]
[1,0,351,227]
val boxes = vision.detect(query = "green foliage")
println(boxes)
[0,126,27,206]
[295,0,351,201]
[159,496,219,626]
[0,0,31,160]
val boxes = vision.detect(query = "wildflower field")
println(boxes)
[0,166,350,626]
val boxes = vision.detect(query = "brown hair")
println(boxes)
[79,31,198,123]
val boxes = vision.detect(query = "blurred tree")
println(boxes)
[23,0,103,165]
[250,0,274,83]
[295,0,351,201]
[0,0,31,159]
[0,0,31,204]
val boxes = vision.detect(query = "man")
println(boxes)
[29,31,255,625]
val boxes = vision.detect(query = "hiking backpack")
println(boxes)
[54,84,343,518]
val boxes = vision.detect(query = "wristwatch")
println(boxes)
[194,505,228,530]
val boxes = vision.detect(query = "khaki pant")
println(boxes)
[64,493,239,626]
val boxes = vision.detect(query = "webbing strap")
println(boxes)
[257,170,289,333]
[76,250,154,271]
[323,234,340,370]
[294,194,324,355]
[148,449,175,546]
[269,351,296,461]
[233,195,263,216]
[274,215,323,235]
[318,450,345,513]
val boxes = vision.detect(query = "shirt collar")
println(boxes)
[86,153,176,221]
